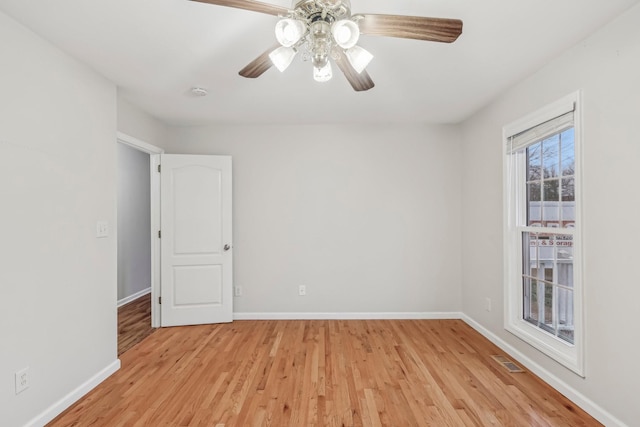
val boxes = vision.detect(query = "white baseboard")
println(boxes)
[461,314,627,427]
[117,287,151,308]
[233,311,463,320]
[25,359,121,427]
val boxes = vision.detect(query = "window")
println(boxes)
[503,92,584,375]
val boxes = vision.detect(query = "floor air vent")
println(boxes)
[491,355,525,373]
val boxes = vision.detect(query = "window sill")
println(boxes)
[505,318,584,377]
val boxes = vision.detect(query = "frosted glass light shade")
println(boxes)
[313,62,332,82]
[275,19,305,47]
[269,46,297,72]
[331,20,359,48]
[345,46,373,74]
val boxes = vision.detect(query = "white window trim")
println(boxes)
[503,91,585,376]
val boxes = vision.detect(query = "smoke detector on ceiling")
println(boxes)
[191,87,208,97]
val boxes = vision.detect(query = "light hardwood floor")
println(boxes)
[49,319,601,426]
[118,293,154,356]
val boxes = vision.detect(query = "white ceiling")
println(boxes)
[1,0,638,125]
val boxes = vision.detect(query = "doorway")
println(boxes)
[116,132,163,355]
[115,135,233,341]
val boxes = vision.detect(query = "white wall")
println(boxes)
[117,143,151,301]
[117,94,168,147]
[0,11,118,427]
[460,4,640,426]
[164,124,462,316]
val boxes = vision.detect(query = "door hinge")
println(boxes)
[158,230,161,238]
[157,164,161,173]
[158,296,162,304]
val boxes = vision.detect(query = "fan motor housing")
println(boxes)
[294,0,351,22]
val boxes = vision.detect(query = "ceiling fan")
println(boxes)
[190,0,463,91]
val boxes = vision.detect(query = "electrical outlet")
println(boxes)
[96,221,109,238]
[298,285,306,296]
[485,297,492,312]
[234,286,242,297]
[15,367,29,394]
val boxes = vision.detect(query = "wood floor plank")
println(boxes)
[48,320,602,427]
[117,293,154,356]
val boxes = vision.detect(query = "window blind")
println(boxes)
[506,109,574,154]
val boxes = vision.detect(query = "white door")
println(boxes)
[160,154,232,326]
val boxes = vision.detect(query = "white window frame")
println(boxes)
[503,91,585,376]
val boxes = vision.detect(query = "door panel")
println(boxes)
[173,265,222,305]
[173,166,222,254]
[160,154,232,326]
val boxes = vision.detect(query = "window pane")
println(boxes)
[542,135,560,178]
[543,282,554,325]
[557,262,573,288]
[542,181,559,226]
[527,183,541,226]
[561,129,575,177]
[557,287,574,344]
[523,277,532,320]
[527,142,542,181]
[522,232,538,276]
[523,231,576,341]
[560,206,575,227]
[561,178,575,227]
[561,178,574,202]
[528,182,541,202]
[543,180,560,201]
[525,279,540,324]
[558,328,574,344]
[556,234,573,252]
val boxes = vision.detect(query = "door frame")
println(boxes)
[116,131,164,328]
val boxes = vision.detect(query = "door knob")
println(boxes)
[224,244,231,251]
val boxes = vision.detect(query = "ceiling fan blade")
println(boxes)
[189,0,288,17]
[239,44,280,78]
[333,49,374,92]
[358,14,463,43]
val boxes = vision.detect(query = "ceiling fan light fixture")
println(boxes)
[313,61,332,83]
[345,45,373,74]
[275,18,306,47]
[331,19,359,49]
[197,0,463,91]
[269,46,298,72]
